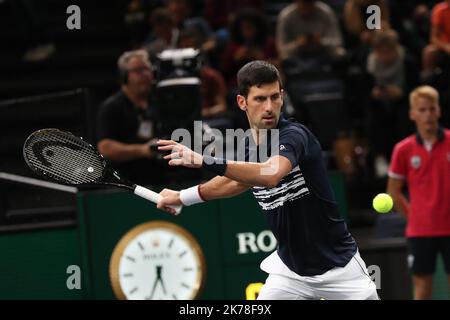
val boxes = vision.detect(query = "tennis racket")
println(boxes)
[23,128,182,214]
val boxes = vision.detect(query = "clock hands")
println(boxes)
[111,222,205,300]
[156,265,167,295]
[149,265,166,299]
[149,275,158,299]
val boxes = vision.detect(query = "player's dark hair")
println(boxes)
[237,60,282,98]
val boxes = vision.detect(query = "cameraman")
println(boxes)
[97,49,165,186]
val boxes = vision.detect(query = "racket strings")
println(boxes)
[29,145,100,184]
[26,142,93,184]
[26,136,103,184]
[24,130,104,185]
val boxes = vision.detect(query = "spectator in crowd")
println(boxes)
[166,0,213,47]
[422,0,450,81]
[342,0,390,131]
[366,29,417,178]
[204,0,264,31]
[276,0,345,62]
[388,0,439,61]
[124,0,165,48]
[344,0,390,47]
[178,29,228,122]
[204,0,265,68]
[221,8,278,89]
[142,8,180,57]
[97,49,164,186]
[343,0,390,59]
[387,85,450,300]
[9,0,55,62]
[165,0,222,66]
[166,0,198,28]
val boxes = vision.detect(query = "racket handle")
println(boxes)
[134,185,182,215]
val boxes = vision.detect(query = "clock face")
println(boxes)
[110,221,206,300]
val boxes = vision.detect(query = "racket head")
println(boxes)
[23,128,108,186]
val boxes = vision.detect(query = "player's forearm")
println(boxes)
[98,139,148,162]
[223,160,282,188]
[199,176,250,201]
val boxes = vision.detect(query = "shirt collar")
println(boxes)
[415,126,445,145]
[276,113,289,129]
[248,113,288,148]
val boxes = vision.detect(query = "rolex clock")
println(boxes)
[109,221,206,300]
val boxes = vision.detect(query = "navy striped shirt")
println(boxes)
[244,114,357,276]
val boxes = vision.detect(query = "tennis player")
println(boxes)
[157,61,378,300]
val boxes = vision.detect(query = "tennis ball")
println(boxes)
[372,193,393,214]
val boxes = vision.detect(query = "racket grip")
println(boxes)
[134,185,182,215]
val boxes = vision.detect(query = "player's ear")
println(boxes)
[237,95,247,111]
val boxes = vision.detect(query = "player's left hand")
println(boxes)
[157,139,203,168]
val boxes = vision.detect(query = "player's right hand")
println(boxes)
[157,188,182,215]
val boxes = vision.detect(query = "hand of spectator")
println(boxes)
[384,86,403,99]
[371,86,383,100]
[141,139,157,159]
[296,36,309,48]
[234,46,251,61]
[360,30,373,43]
[444,43,450,55]
[128,0,141,12]
[414,4,429,19]
[202,38,217,52]
[311,32,322,45]
[202,107,217,118]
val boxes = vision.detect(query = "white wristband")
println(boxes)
[180,185,205,206]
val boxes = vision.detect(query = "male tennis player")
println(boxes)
[157,61,378,300]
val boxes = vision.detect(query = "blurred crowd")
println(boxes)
[96,0,450,189]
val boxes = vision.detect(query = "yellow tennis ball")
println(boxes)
[372,193,393,214]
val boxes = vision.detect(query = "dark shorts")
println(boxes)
[407,237,450,275]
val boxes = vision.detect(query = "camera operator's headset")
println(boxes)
[118,61,158,85]
[119,53,205,86]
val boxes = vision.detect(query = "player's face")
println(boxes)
[126,56,153,96]
[238,81,283,130]
[410,97,441,131]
